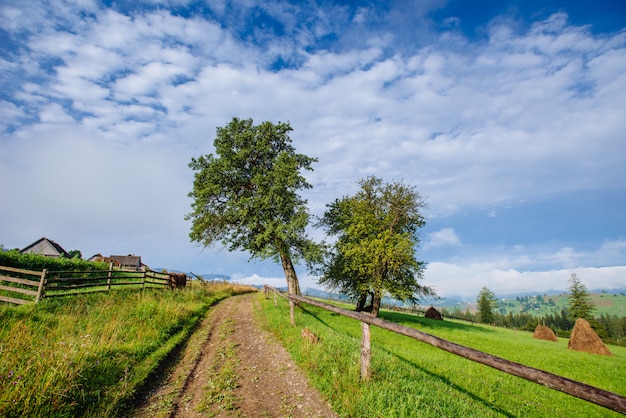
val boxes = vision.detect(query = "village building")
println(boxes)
[109,255,143,271]
[20,237,69,258]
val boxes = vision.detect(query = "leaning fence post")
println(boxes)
[35,269,47,303]
[361,321,371,380]
[289,299,295,326]
[273,289,277,306]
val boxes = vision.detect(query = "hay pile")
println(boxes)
[425,306,443,320]
[301,328,319,344]
[568,318,613,356]
[532,325,558,342]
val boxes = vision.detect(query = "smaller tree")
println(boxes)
[476,286,497,324]
[567,273,595,321]
[316,176,433,317]
[66,250,82,259]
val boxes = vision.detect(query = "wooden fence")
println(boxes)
[0,266,46,305]
[0,264,173,305]
[264,286,626,415]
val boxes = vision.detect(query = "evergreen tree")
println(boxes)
[476,286,497,324]
[567,273,595,321]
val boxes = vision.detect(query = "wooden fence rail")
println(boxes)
[264,286,626,415]
[0,264,175,305]
[0,266,46,305]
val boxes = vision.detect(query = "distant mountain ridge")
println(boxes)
[152,268,231,282]
[194,273,231,281]
[304,287,626,318]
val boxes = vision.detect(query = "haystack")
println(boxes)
[568,318,613,356]
[425,306,443,320]
[532,325,558,342]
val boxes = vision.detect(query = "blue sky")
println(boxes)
[1,0,625,299]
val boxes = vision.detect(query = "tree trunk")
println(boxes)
[279,250,301,295]
[370,288,382,317]
[356,291,376,313]
[356,292,368,311]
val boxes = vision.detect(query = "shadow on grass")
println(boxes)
[374,344,517,418]
[379,309,495,334]
[290,302,515,417]
[296,304,335,330]
[290,302,496,345]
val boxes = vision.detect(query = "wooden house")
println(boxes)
[20,237,69,258]
[109,254,143,271]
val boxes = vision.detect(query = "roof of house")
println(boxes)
[20,237,69,258]
[110,254,142,269]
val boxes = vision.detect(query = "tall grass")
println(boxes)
[0,283,255,417]
[256,293,626,417]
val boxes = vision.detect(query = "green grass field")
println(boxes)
[3,284,624,417]
[0,283,255,417]
[257,293,626,417]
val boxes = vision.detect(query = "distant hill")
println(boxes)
[309,287,626,318]
[432,291,626,318]
[195,273,231,281]
[303,288,350,300]
[152,268,231,282]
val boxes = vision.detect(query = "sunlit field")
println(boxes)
[257,293,626,417]
[0,283,255,417]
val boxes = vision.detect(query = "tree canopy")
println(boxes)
[316,176,433,317]
[186,117,318,295]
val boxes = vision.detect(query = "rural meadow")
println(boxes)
[1,249,625,416]
[2,0,626,416]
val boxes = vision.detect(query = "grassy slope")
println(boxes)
[442,292,626,317]
[257,293,626,418]
[0,283,255,417]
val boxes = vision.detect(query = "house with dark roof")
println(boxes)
[109,254,143,271]
[20,237,69,258]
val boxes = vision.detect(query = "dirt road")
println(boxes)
[133,293,337,417]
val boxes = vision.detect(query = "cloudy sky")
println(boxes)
[1,0,625,299]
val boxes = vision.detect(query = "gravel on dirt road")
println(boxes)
[133,293,337,417]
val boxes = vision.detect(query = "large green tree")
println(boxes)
[476,286,497,324]
[567,273,595,321]
[186,118,318,295]
[316,176,433,317]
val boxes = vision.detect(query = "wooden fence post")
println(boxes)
[289,300,295,326]
[35,269,47,303]
[274,289,277,306]
[107,262,113,292]
[361,321,371,380]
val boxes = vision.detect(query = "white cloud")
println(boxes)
[38,103,74,123]
[424,262,626,299]
[422,239,626,298]
[425,227,461,249]
[231,274,285,289]
[1,4,625,299]
[583,240,626,266]
[303,47,383,78]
